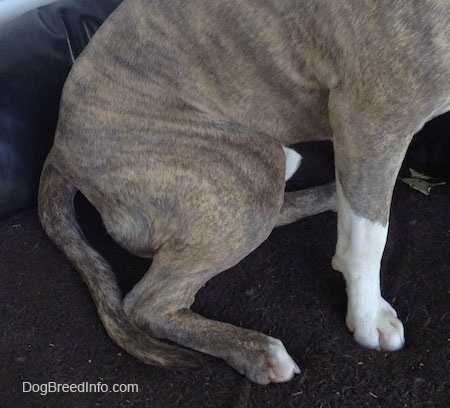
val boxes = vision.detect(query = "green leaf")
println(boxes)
[400,168,446,195]
[408,168,432,180]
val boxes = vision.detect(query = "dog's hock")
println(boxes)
[283,146,302,181]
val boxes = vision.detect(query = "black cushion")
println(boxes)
[0,0,122,220]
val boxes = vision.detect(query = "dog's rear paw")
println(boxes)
[347,298,405,352]
[230,337,300,385]
[265,339,301,383]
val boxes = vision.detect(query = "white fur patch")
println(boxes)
[331,178,405,351]
[282,146,302,181]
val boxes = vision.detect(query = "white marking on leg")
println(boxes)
[283,146,302,181]
[332,178,405,351]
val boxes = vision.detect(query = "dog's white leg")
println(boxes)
[283,146,301,181]
[332,179,404,351]
[325,88,426,352]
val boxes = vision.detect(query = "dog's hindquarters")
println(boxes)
[39,123,304,384]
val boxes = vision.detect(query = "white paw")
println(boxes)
[231,337,300,385]
[347,298,405,352]
[265,339,301,383]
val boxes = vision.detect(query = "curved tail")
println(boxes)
[38,160,197,368]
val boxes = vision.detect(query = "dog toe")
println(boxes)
[376,302,405,351]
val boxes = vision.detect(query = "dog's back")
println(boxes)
[60,0,450,149]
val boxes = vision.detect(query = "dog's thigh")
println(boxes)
[328,91,425,351]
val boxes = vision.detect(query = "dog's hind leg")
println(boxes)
[276,182,336,227]
[328,91,424,352]
[276,146,336,227]
[123,249,300,385]
[110,137,300,384]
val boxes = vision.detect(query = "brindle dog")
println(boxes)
[38,0,450,384]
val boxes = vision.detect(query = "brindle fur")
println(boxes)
[38,0,450,384]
